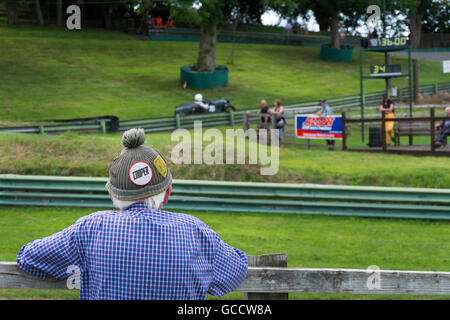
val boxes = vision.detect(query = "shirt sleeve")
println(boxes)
[207,233,248,296]
[16,217,85,280]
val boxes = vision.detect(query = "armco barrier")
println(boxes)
[1,82,449,135]
[1,175,449,220]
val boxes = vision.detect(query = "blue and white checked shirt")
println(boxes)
[17,203,248,300]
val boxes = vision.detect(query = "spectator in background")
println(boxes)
[269,99,285,144]
[435,107,450,147]
[317,100,335,150]
[257,99,270,129]
[304,23,309,36]
[166,16,174,27]
[285,20,293,33]
[292,21,299,34]
[155,15,163,26]
[379,93,396,146]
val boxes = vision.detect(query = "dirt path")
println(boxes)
[390,51,450,62]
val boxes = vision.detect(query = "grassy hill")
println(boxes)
[1,130,449,188]
[1,24,448,122]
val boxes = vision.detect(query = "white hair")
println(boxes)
[111,191,167,211]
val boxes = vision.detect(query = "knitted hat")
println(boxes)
[105,128,172,201]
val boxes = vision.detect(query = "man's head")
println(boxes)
[106,128,172,211]
[320,99,327,107]
[260,99,267,108]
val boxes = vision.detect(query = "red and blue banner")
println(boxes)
[295,115,343,140]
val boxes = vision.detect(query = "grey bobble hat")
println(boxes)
[105,128,172,201]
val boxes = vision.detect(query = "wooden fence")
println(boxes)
[1,254,449,298]
[342,108,450,153]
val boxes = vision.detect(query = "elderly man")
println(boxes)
[435,107,450,147]
[17,128,248,300]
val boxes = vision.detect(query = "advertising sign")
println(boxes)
[295,115,343,140]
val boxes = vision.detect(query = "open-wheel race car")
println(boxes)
[175,95,236,116]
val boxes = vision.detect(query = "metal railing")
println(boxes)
[1,82,449,135]
[1,175,449,220]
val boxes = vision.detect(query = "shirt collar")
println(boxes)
[126,202,152,212]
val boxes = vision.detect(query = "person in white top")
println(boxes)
[194,94,210,112]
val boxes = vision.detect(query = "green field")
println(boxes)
[1,24,449,301]
[1,130,449,188]
[1,24,449,122]
[0,206,449,300]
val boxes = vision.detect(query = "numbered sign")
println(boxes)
[380,37,408,47]
[370,64,401,75]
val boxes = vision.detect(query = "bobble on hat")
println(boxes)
[122,128,146,148]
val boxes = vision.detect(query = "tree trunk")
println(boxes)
[330,13,340,49]
[35,0,45,26]
[196,24,217,72]
[315,12,330,32]
[56,0,63,27]
[7,7,19,25]
[409,14,422,49]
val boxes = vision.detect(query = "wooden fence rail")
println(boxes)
[1,260,449,297]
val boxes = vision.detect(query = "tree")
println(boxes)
[421,0,450,33]
[57,0,63,27]
[35,0,44,26]
[305,0,369,48]
[172,0,295,72]
[398,0,433,48]
[1,0,20,25]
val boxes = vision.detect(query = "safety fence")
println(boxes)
[148,27,361,47]
[1,253,449,297]
[1,175,449,220]
[0,82,449,135]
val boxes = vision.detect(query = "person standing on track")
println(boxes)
[16,128,248,300]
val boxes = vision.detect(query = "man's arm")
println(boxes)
[17,217,85,279]
[208,233,248,296]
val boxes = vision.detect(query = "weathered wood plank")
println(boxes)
[1,262,449,295]
[244,253,288,300]
[237,267,450,295]
[0,262,66,290]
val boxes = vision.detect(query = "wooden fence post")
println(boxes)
[243,112,249,132]
[430,108,435,152]
[175,114,181,129]
[229,109,235,126]
[243,253,288,300]
[381,111,387,151]
[342,112,347,151]
[99,120,106,134]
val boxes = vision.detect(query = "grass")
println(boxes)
[0,130,449,188]
[0,24,449,122]
[0,206,448,300]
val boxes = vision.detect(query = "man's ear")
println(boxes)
[163,185,172,205]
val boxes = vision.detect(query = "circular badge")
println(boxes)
[128,161,153,186]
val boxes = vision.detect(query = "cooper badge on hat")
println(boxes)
[129,161,153,186]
